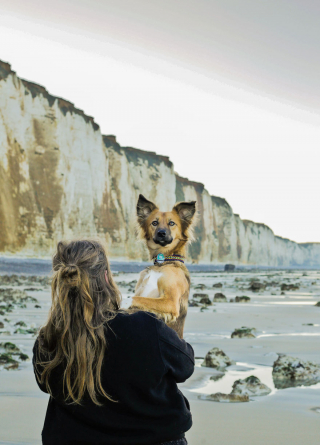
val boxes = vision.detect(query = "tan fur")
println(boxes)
[130,195,196,338]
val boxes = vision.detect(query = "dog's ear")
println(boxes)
[173,201,197,233]
[137,194,158,226]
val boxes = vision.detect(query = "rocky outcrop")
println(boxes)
[1,59,320,266]
[201,347,235,369]
[272,354,320,389]
[231,376,271,396]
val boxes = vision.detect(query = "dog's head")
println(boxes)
[136,194,196,253]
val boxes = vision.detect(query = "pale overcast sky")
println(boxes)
[0,1,319,243]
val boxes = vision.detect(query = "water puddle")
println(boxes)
[190,361,276,396]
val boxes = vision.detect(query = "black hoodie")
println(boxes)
[33,311,194,445]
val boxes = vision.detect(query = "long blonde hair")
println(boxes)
[35,239,122,405]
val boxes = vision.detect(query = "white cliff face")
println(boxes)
[0,60,319,266]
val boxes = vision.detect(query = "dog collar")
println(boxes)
[153,253,185,265]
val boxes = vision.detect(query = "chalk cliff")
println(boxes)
[0,60,319,266]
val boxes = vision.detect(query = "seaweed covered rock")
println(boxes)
[193,293,209,300]
[199,296,212,305]
[194,284,206,290]
[231,376,271,396]
[281,283,299,291]
[0,342,29,370]
[201,347,235,369]
[212,283,223,288]
[248,281,266,292]
[14,327,38,335]
[213,293,227,302]
[188,300,200,307]
[231,327,256,338]
[0,275,50,287]
[199,392,249,403]
[315,302,320,307]
[0,322,4,329]
[235,296,251,303]
[272,354,320,388]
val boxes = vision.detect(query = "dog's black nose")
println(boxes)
[157,229,166,238]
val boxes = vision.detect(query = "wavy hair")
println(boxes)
[35,239,122,405]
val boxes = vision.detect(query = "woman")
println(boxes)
[33,239,194,445]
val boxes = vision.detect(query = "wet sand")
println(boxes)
[1,268,320,444]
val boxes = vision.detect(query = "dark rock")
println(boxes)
[224,264,235,272]
[35,305,41,308]
[212,283,223,288]
[315,302,320,307]
[194,284,206,290]
[0,322,3,329]
[281,283,299,291]
[14,321,27,327]
[199,296,212,305]
[235,296,251,303]
[14,327,38,335]
[249,281,266,292]
[193,293,209,299]
[213,293,227,302]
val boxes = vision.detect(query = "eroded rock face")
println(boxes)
[199,392,249,403]
[213,293,227,302]
[272,355,320,388]
[201,347,235,369]
[0,60,320,265]
[231,376,271,396]
[231,327,256,338]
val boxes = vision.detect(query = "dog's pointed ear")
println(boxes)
[137,194,158,226]
[173,201,197,232]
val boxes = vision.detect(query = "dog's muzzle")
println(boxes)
[153,229,173,246]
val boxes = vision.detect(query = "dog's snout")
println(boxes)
[157,229,166,238]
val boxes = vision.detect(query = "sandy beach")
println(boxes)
[1,266,320,445]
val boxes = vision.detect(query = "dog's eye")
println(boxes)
[151,221,158,226]
[168,221,175,226]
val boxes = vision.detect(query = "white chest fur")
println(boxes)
[136,270,163,299]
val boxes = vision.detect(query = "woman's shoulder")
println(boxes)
[106,310,160,340]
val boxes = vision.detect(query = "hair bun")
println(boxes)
[60,264,81,288]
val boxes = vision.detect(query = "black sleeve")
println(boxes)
[32,338,49,394]
[155,320,195,383]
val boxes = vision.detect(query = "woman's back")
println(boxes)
[34,310,194,445]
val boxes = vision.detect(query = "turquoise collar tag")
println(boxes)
[156,253,165,264]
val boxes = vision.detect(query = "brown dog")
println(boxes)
[130,194,196,338]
